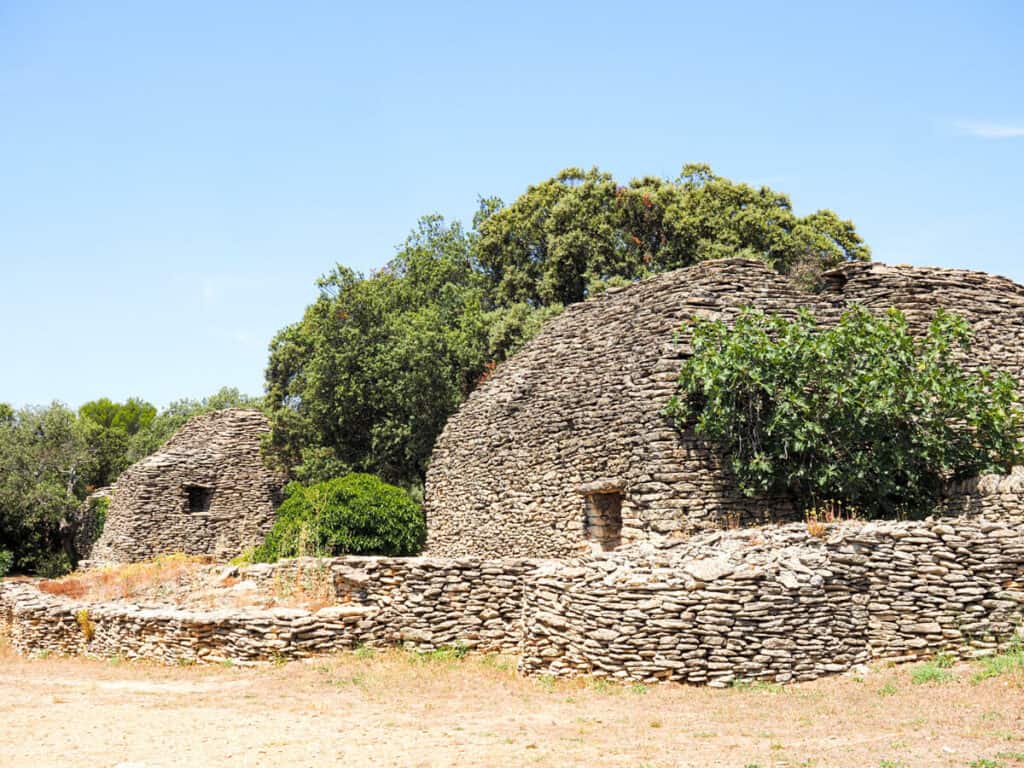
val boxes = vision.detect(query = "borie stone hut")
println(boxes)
[424,258,1024,559]
[88,408,286,564]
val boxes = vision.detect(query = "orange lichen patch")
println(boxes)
[38,554,211,603]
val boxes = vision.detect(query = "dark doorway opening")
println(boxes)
[584,491,623,550]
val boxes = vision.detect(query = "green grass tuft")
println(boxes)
[971,638,1024,684]
[732,679,783,693]
[910,660,954,685]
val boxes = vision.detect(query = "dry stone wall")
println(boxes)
[943,468,1024,522]
[89,409,286,564]
[67,487,111,562]
[426,259,1024,559]
[818,262,1024,380]
[0,556,541,663]
[521,516,1024,685]
[3,513,1021,685]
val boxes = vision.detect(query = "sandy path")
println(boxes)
[1,644,1021,768]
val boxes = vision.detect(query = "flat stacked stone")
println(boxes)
[425,259,1024,559]
[3,514,1021,684]
[88,409,287,564]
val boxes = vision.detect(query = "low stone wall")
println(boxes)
[943,469,1024,522]
[2,517,1022,685]
[0,557,540,663]
[521,517,1024,685]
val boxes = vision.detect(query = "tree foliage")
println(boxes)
[475,164,870,306]
[266,164,870,486]
[252,473,425,561]
[265,216,560,487]
[78,397,157,488]
[667,307,1023,518]
[0,403,91,575]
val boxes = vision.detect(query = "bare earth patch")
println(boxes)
[1,640,1021,768]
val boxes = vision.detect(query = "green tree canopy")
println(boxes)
[266,164,870,487]
[0,403,92,574]
[265,217,498,487]
[667,307,1023,518]
[475,164,870,306]
[78,397,157,488]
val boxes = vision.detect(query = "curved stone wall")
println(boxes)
[89,409,286,563]
[425,259,1024,559]
[520,515,1024,685]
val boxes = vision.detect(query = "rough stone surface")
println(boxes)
[88,409,286,564]
[3,514,1022,685]
[0,556,542,663]
[66,487,112,562]
[944,467,1024,522]
[425,259,1024,558]
[519,515,1024,685]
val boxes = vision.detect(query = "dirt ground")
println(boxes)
[1,640,1021,768]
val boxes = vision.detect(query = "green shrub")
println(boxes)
[0,549,12,577]
[34,551,73,578]
[254,474,425,562]
[667,307,1023,519]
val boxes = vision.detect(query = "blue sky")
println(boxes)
[1,1,1021,409]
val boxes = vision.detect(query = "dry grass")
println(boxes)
[806,516,828,538]
[34,555,338,612]
[37,553,211,602]
[266,560,335,611]
[1,637,1022,768]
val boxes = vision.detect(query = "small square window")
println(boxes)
[185,485,214,513]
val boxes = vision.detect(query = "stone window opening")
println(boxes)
[584,491,623,550]
[185,485,214,513]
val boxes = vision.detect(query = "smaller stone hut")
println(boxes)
[88,409,286,564]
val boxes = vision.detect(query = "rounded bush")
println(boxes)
[254,474,425,562]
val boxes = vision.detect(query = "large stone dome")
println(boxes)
[424,258,1024,559]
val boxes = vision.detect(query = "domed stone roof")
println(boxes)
[424,258,1024,559]
[89,408,286,564]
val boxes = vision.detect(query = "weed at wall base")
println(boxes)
[75,609,95,642]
